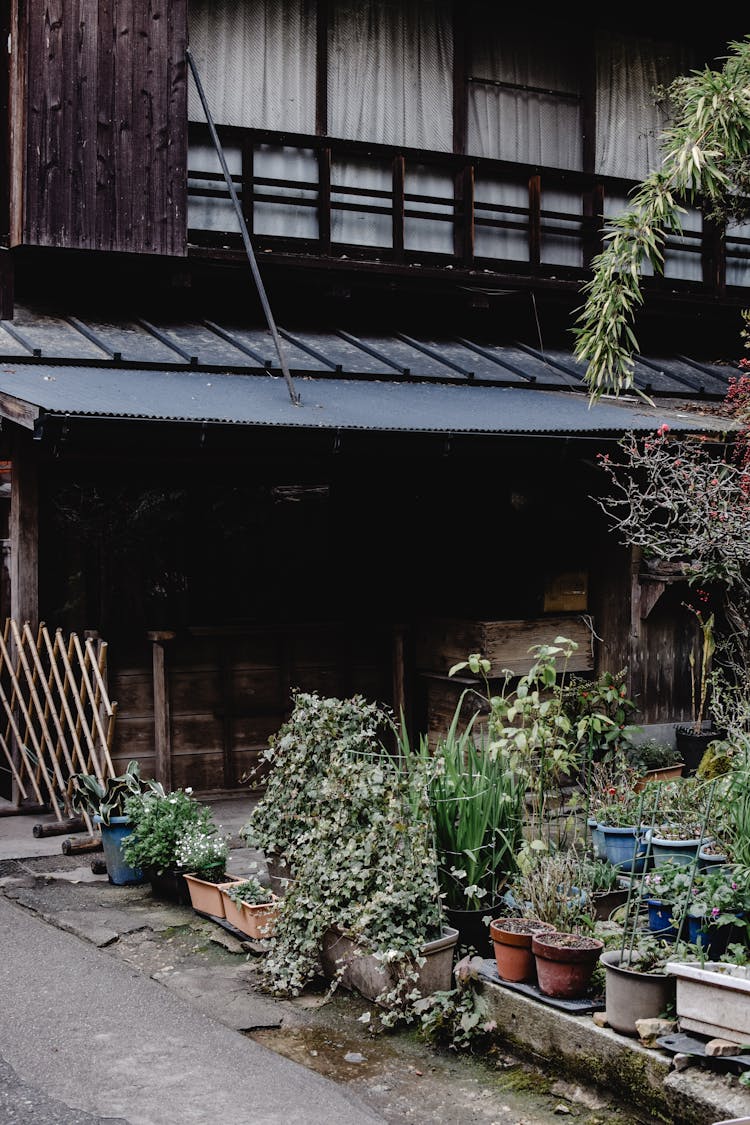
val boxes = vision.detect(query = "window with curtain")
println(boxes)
[467,14,584,267]
[328,0,453,250]
[595,33,696,181]
[187,0,317,237]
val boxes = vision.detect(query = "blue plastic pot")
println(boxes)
[646,898,677,941]
[650,834,704,869]
[687,912,746,958]
[598,824,648,872]
[94,814,146,886]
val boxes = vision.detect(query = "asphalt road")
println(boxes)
[0,896,384,1125]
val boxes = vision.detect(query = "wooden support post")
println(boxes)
[149,631,175,792]
[10,428,39,632]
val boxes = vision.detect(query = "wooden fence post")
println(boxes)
[149,631,175,791]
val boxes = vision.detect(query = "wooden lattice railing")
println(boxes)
[0,620,117,829]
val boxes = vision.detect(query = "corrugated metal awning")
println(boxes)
[0,362,735,437]
[0,304,738,438]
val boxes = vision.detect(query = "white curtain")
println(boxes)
[187,0,316,130]
[595,33,696,180]
[467,22,582,169]
[328,0,452,150]
[187,0,317,238]
[467,22,582,266]
[329,0,452,250]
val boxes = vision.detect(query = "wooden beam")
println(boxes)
[9,426,38,632]
[315,0,328,137]
[148,630,176,791]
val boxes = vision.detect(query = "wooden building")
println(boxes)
[0,4,745,793]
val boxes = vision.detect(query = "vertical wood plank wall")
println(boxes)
[15,0,187,255]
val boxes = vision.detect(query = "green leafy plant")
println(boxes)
[122,788,223,876]
[642,860,694,925]
[67,760,163,825]
[572,35,750,400]
[414,955,496,1053]
[241,691,390,861]
[252,693,444,1024]
[397,697,525,911]
[450,637,602,854]
[689,864,750,937]
[626,739,683,774]
[225,876,272,906]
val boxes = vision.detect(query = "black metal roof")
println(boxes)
[0,305,738,437]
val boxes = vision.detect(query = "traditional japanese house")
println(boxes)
[0,3,745,795]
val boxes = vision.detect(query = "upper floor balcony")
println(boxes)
[186,123,750,300]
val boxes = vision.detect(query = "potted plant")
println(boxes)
[218,876,280,940]
[599,935,683,1037]
[66,760,162,886]
[666,952,750,1046]
[489,917,557,983]
[686,864,750,958]
[122,786,226,907]
[646,777,715,868]
[250,693,457,1021]
[641,859,695,940]
[397,696,525,956]
[592,787,648,873]
[176,824,233,916]
[531,930,604,1000]
[627,739,685,791]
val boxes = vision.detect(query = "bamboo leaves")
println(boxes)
[574,35,750,401]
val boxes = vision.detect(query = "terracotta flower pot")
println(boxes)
[531,931,604,999]
[218,883,280,939]
[489,917,557,983]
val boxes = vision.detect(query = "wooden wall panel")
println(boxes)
[18,0,187,254]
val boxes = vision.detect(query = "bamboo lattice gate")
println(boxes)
[0,620,117,833]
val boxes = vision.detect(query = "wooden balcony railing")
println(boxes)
[187,123,750,294]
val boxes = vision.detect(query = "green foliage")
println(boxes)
[573,35,750,399]
[450,637,596,853]
[225,876,272,906]
[242,691,390,857]
[690,864,750,936]
[396,699,525,910]
[252,693,443,1021]
[67,760,163,826]
[642,860,694,921]
[414,956,496,1053]
[122,788,222,876]
[626,739,683,774]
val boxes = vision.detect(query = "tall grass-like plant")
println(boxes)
[398,697,525,911]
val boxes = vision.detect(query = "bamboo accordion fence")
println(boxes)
[0,620,117,829]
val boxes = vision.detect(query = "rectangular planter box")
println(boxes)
[666,960,750,1045]
[218,883,280,939]
[321,925,458,1006]
[183,872,241,917]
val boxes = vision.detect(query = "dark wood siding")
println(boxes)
[16,0,187,255]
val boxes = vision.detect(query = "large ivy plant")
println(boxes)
[244,692,444,1022]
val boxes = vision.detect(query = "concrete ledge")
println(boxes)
[480,973,750,1125]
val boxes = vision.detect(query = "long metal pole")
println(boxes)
[186,48,301,406]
